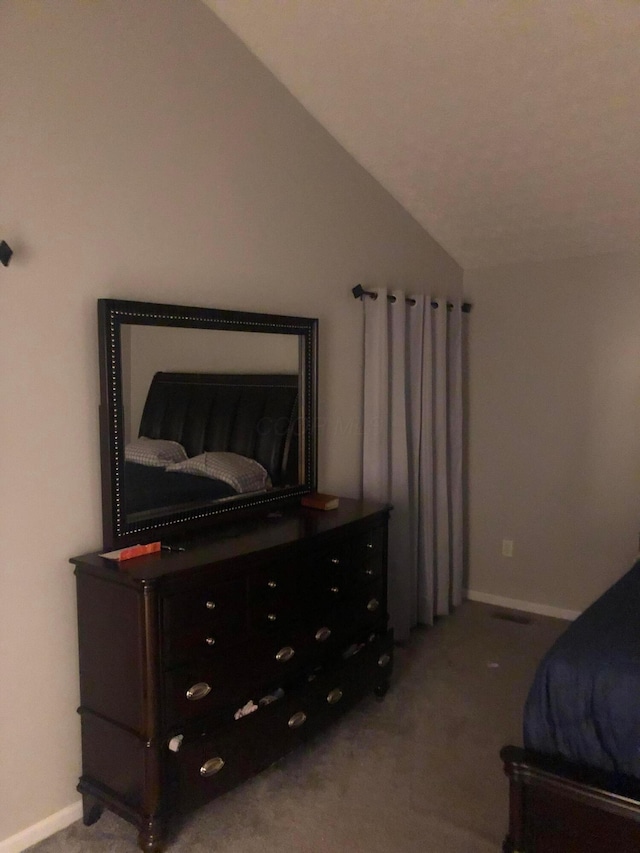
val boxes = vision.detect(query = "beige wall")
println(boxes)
[465,253,640,614]
[0,0,461,844]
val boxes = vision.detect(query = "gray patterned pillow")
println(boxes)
[125,437,188,467]
[167,452,270,494]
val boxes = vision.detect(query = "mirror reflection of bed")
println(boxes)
[120,322,302,523]
[123,371,300,522]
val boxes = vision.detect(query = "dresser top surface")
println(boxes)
[71,498,390,583]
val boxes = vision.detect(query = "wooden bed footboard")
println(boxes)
[501,745,640,853]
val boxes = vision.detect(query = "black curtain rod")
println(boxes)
[352,284,472,313]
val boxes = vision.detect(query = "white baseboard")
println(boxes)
[0,801,82,853]
[465,589,581,622]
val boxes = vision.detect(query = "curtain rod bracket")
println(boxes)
[352,284,377,300]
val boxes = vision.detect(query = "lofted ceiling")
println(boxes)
[203,0,640,269]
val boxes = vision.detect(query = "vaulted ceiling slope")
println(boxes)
[203,0,640,269]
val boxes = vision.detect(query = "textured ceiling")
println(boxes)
[203,0,640,269]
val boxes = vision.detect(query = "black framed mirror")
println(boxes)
[98,299,318,549]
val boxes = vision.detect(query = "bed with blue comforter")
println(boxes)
[523,558,640,781]
[501,558,640,853]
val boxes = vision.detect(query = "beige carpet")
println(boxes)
[28,601,567,853]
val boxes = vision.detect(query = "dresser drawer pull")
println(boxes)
[200,757,225,777]
[205,601,216,610]
[267,613,278,622]
[267,580,278,589]
[326,688,343,705]
[275,645,295,663]
[365,568,375,576]
[288,711,307,729]
[315,626,331,642]
[330,586,340,594]
[186,682,211,701]
[367,598,380,612]
[365,542,374,550]
[205,636,216,646]
[330,557,340,565]
[378,653,391,668]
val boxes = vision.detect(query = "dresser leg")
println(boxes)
[81,793,103,826]
[137,817,165,852]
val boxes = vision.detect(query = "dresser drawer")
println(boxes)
[163,629,318,727]
[248,559,307,632]
[302,628,394,734]
[314,537,353,577]
[162,609,385,729]
[169,689,309,810]
[354,524,386,583]
[248,538,356,629]
[248,559,300,607]
[315,525,386,595]
[250,595,345,636]
[305,540,356,613]
[162,578,246,664]
[168,630,394,811]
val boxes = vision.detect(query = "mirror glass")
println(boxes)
[98,300,318,548]
[122,326,300,445]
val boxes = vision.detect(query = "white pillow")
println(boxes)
[125,437,188,467]
[167,452,270,494]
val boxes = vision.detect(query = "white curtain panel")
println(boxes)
[362,288,464,640]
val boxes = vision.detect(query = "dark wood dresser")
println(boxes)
[71,498,393,851]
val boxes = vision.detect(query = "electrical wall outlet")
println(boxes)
[502,539,514,558]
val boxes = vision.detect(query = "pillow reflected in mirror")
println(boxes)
[125,437,188,468]
[167,452,271,495]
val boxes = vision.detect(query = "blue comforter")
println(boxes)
[524,559,640,779]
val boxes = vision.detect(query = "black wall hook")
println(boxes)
[0,241,13,267]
